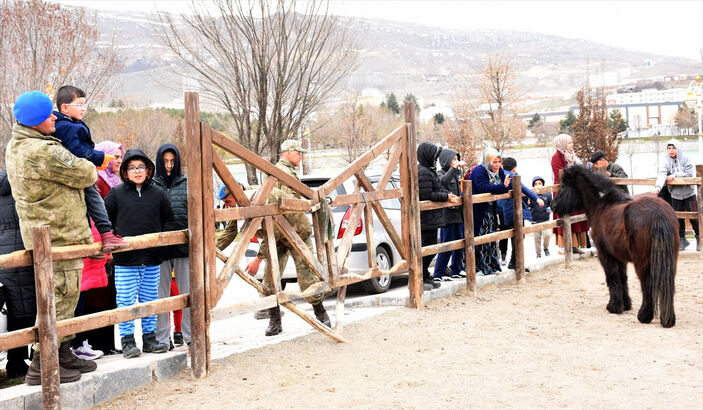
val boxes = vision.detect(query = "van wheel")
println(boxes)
[361,246,392,294]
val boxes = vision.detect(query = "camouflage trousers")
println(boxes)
[34,259,83,351]
[262,237,326,305]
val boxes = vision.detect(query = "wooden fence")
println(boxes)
[1,94,701,408]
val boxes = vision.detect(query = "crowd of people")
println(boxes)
[0,87,699,387]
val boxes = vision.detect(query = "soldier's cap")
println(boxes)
[13,91,53,127]
[280,139,307,153]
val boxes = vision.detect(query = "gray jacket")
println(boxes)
[655,139,696,200]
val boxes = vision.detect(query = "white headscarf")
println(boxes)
[553,134,576,165]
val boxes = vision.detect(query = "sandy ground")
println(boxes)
[98,254,702,409]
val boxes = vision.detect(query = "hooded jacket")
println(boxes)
[529,176,552,223]
[104,148,174,266]
[497,170,539,227]
[153,144,189,259]
[437,147,463,225]
[417,142,448,230]
[655,139,696,200]
[53,111,105,167]
[0,169,37,320]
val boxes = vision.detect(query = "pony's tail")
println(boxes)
[650,214,677,328]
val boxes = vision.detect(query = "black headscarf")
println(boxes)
[154,143,182,188]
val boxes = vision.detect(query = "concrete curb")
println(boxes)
[0,350,187,409]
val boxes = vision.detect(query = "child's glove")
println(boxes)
[97,154,116,171]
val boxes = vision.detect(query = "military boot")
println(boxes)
[142,332,168,353]
[25,349,82,385]
[312,303,331,327]
[265,306,282,336]
[58,341,97,373]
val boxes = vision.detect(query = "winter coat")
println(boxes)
[655,139,696,200]
[497,171,539,227]
[104,148,174,266]
[81,221,108,291]
[603,162,629,194]
[0,169,36,320]
[551,150,589,234]
[437,147,463,225]
[53,111,105,167]
[467,164,512,234]
[5,123,96,251]
[153,144,189,259]
[529,176,552,223]
[417,142,448,230]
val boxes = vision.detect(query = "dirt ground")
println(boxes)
[99,254,703,409]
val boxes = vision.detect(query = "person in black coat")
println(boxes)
[0,169,36,378]
[433,147,467,281]
[417,142,459,290]
[153,144,190,348]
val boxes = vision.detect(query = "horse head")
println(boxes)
[553,165,629,216]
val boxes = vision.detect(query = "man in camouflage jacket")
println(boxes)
[6,91,98,384]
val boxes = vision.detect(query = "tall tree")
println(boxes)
[608,109,628,133]
[157,0,361,184]
[559,110,576,134]
[470,54,525,154]
[0,0,122,167]
[572,85,622,162]
[433,113,445,125]
[528,113,542,130]
[384,93,400,115]
[443,98,482,167]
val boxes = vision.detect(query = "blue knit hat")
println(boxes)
[217,185,231,200]
[13,91,54,127]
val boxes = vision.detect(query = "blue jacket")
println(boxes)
[497,170,539,226]
[467,165,512,234]
[529,176,552,223]
[53,111,105,167]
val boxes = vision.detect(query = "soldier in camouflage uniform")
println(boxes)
[226,140,330,335]
[6,91,98,385]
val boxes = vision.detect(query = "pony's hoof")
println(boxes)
[623,297,632,311]
[606,302,623,314]
[637,309,653,324]
[661,317,676,328]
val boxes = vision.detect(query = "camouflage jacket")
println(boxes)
[271,159,302,199]
[215,187,311,259]
[5,124,97,250]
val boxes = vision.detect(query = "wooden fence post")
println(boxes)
[403,102,423,308]
[512,175,525,280]
[185,92,208,377]
[563,216,573,268]
[32,225,60,409]
[462,180,476,293]
[697,165,702,256]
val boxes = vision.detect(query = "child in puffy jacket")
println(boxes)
[529,176,552,258]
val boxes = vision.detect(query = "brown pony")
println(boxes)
[553,166,678,327]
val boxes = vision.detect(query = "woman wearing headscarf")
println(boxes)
[73,140,124,356]
[153,143,190,348]
[468,148,513,275]
[551,134,588,254]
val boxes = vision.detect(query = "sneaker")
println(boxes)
[142,332,168,353]
[536,253,542,258]
[72,340,104,360]
[544,249,550,256]
[173,331,184,346]
[121,334,142,359]
[423,282,433,291]
[100,231,129,253]
[433,277,442,283]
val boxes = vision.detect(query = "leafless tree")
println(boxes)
[0,0,122,167]
[156,0,361,184]
[443,98,483,167]
[470,54,526,154]
[88,109,183,160]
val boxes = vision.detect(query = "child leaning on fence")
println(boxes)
[104,148,174,359]
[529,176,552,258]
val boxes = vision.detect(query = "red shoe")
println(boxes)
[101,231,129,252]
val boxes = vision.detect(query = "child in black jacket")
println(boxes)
[104,148,173,359]
[529,176,552,258]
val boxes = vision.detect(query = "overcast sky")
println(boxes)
[57,0,703,61]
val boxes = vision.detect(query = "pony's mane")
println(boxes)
[565,165,630,205]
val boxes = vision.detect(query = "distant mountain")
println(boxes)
[90,9,698,109]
